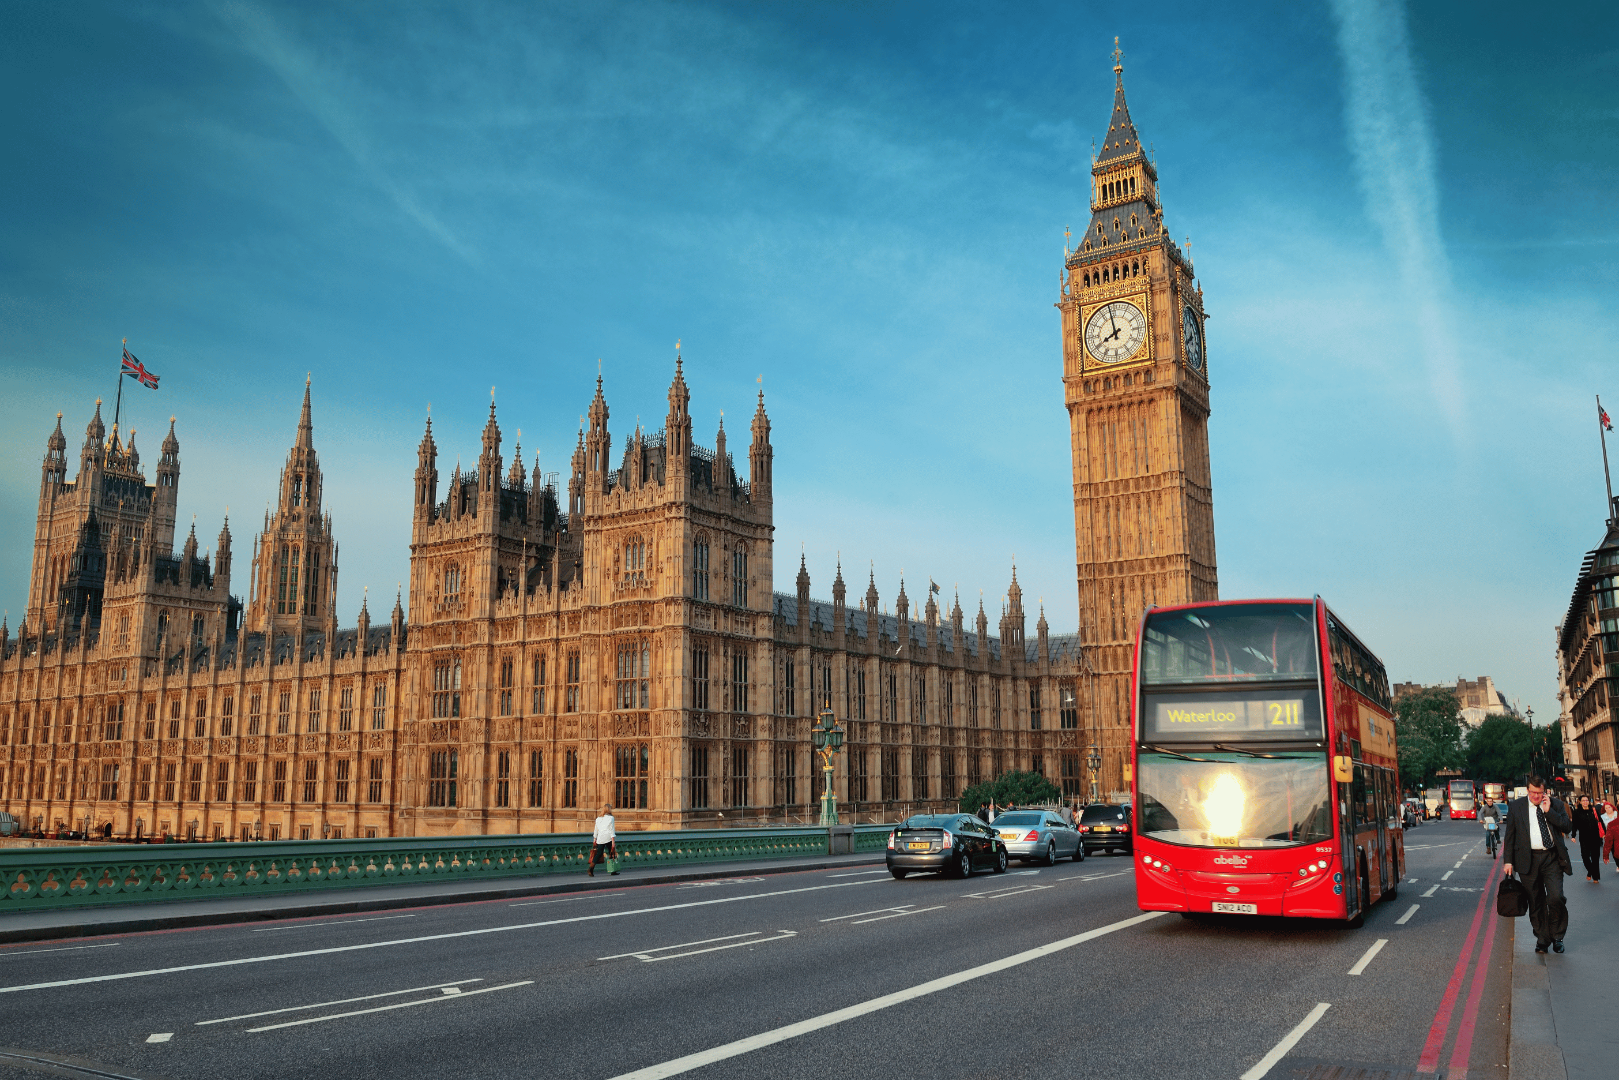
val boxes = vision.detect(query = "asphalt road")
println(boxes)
[0,820,1509,1080]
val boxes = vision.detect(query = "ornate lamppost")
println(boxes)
[1086,746,1101,805]
[811,707,846,826]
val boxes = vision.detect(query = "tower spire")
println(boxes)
[296,373,314,449]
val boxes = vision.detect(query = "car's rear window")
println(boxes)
[993,812,1043,826]
[1080,806,1126,823]
[902,815,957,829]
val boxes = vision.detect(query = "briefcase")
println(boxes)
[1496,876,1530,918]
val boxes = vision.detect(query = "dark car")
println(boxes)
[887,814,1009,879]
[1078,802,1134,855]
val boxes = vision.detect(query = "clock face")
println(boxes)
[1084,301,1148,364]
[1182,306,1204,371]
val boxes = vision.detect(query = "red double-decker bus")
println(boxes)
[1131,598,1405,926]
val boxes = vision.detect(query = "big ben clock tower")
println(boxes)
[1060,42,1218,785]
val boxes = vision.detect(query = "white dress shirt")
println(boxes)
[593,814,616,844]
[1528,801,1546,851]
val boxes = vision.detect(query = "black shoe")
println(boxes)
[1535,943,1549,953]
[1553,940,1565,953]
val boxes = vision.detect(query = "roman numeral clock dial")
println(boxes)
[1084,300,1147,365]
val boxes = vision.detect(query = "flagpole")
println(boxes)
[112,340,126,436]
[1601,394,1615,522]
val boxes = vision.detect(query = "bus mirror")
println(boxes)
[1333,756,1354,784]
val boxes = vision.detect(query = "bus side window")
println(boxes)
[1352,766,1368,828]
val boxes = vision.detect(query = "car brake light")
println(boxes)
[887,831,896,849]
[938,830,953,847]
[1077,825,1088,833]
[1024,831,1040,842]
[1117,824,1129,832]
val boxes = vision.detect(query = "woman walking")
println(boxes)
[1571,794,1605,882]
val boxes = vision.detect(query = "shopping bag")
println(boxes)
[602,857,620,876]
[1496,876,1530,917]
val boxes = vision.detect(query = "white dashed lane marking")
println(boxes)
[146,1033,172,1044]
[1396,904,1420,925]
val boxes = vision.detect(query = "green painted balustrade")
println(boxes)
[0,824,897,912]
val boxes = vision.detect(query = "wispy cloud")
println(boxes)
[211,0,478,265]
[1331,0,1462,429]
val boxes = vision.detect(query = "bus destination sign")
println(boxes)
[1142,689,1323,741]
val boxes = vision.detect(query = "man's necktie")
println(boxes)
[1536,804,1554,848]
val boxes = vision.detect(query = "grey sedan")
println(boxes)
[991,811,1084,864]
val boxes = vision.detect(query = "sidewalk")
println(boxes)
[1509,860,1619,1080]
[0,849,885,945]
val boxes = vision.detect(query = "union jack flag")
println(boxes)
[1602,403,1613,432]
[121,347,159,390]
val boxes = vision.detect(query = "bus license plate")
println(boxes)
[1212,901,1258,915]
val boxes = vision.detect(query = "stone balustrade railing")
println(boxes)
[0,824,895,912]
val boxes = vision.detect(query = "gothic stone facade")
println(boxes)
[0,364,1103,837]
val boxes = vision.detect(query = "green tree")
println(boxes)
[957,770,1062,813]
[1394,688,1466,790]
[1529,722,1566,782]
[1465,714,1534,782]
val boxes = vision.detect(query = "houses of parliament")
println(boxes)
[0,55,1217,839]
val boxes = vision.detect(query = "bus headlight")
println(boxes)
[1203,773,1246,839]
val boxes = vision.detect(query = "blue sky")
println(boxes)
[2,0,1615,727]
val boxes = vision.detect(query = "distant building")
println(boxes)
[1392,676,1518,729]
[1555,510,1619,802]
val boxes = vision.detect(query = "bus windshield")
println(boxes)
[1449,781,1474,798]
[1137,750,1333,848]
[1141,603,1318,686]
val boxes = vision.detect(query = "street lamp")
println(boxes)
[1086,746,1101,805]
[811,707,846,826]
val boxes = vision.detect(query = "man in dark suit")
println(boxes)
[1501,775,1574,953]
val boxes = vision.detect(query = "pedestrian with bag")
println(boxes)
[1603,802,1619,867]
[1478,796,1503,858]
[588,803,618,877]
[1501,775,1575,954]
[1571,794,1605,882]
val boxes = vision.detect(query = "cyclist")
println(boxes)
[1479,795,1503,858]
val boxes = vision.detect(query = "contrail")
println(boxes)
[1331,0,1463,431]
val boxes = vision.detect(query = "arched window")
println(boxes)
[156,611,168,645]
[192,615,205,641]
[444,564,461,600]
[291,475,303,507]
[692,533,711,601]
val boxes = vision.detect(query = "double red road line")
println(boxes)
[1416,856,1501,1077]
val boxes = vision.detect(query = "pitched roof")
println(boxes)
[1095,71,1144,165]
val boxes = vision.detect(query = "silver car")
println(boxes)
[991,811,1084,864]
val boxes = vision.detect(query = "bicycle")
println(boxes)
[1484,819,1500,857]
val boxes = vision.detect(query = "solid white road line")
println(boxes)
[145,1033,172,1044]
[197,980,484,1025]
[251,915,418,932]
[1442,871,1454,880]
[820,906,914,922]
[0,877,883,996]
[1422,885,1440,897]
[1238,1002,1330,1080]
[599,933,761,960]
[1077,872,1130,882]
[604,912,1165,1080]
[851,906,944,925]
[509,894,620,907]
[826,870,893,878]
[1347,938,1388,976]
[245,980,533,1032]
[1395,904,1420,925]
[0,943,121,959]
